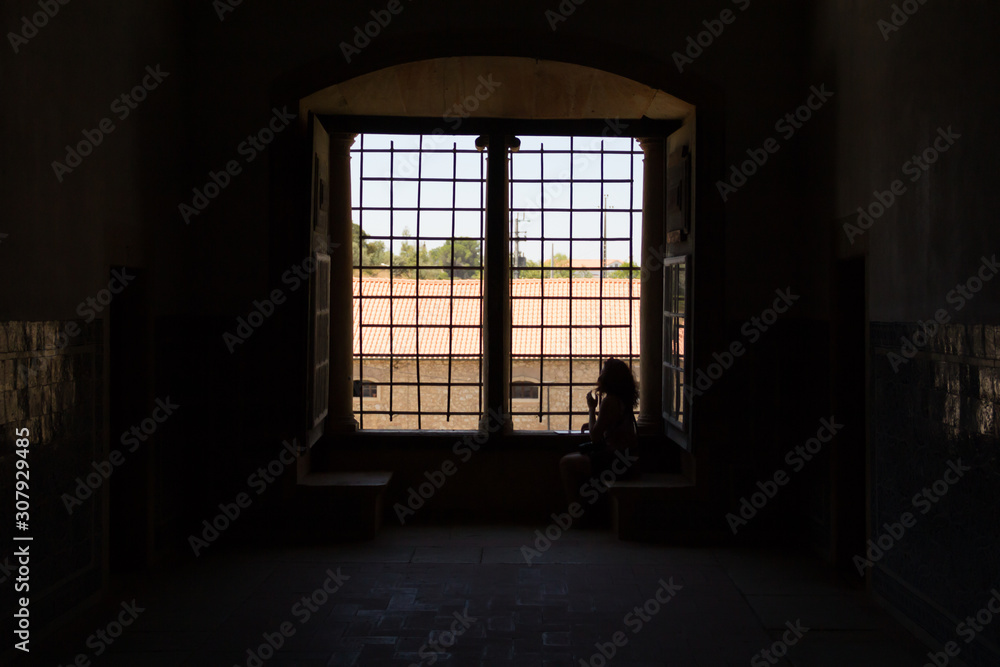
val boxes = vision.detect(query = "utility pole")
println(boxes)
[602,194,608,281]
[512,213,526,278]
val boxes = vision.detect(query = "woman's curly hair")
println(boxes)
[596,358,638,409]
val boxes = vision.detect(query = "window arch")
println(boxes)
[297,56,697,447]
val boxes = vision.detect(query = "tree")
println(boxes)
[417,242,445,280]
[428,238,481,279]
[607,262,640,279]
[351,223,387,275]
[510,254,573,278]
[543,253,572,278]
[385,234,485,279]
[391,228,417,278]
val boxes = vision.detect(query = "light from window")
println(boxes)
[352,134,486,430]
[662,256,687,427]
[508,136,643,431]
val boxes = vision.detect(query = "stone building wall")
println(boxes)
[353,357,640,431]
[0,320,105,627]
[870,322,1000,666]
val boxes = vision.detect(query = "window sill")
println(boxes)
[319,429,593,451]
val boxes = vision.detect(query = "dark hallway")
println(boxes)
[26,527,931,665]
[2,1,999,666]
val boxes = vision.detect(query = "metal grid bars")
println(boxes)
[508,136,644,431]
[662,258,687,427]
[351,134,486,430]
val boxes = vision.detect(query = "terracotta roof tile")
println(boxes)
[353,277,641,357]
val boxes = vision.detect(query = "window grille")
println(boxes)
[662,257,688,427]
[352,134,486,430]
[508,136,643,430]
[351,132,644,432]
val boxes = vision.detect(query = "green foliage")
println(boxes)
[351,223,387,275]
[514,253,592,279]
[428,238,481,279]
[607,262,640,279]
[390,232,482,279]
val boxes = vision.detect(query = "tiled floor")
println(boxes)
[31,526,931,666]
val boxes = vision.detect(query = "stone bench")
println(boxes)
[296,471,393,540]
[607,473,697,541]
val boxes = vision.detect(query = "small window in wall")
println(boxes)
[353,380,379,398]
[511,381,540,400]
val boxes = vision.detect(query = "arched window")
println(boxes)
[302,57,694,444]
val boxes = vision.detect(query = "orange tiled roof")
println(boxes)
[353,277,641,357]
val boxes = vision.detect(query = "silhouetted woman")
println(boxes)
[558,358,639,509]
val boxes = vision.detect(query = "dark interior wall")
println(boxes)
[1,1,182,317]
[167,0,827,518]
[3,0,832,554]
[814,0,1000,321]
[0,0,888,638]
[0,0,182,637]
[812,1,1000,664]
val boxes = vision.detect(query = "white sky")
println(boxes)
[350,134,644,265]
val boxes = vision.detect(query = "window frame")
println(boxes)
[510,379,541,402]
[353,379,380,400]
[320,114,682,442]
[662,255,691,438]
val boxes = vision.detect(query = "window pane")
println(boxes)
[663,258,688,427]
[352,133,485,430]
[509,136,643,429]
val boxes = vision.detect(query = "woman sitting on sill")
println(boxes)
[558,358,640,512]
